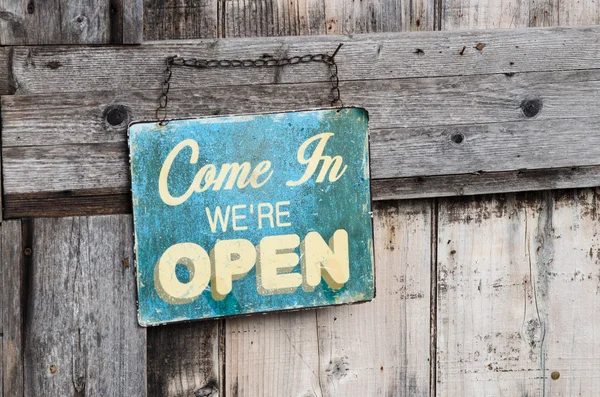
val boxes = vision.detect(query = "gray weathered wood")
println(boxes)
[436,190,600,396]
[22,216,146,396]
[144,0,219,40]
[5,64,600,216]
[222,0,327,37]
[441,0,559,30]
[0,0,143,45]
[373,165,600,200]
[2,25,600,96]
[226,311,323,396]
[559,0,600,26]
[0,220,24,397]
[143,0,433,40]
[124,0,144,43]
[147,321,223,396]
[325,0,434,34]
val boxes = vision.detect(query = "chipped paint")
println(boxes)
[128,108,374,326]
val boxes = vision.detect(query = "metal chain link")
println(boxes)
[156,43,343,126]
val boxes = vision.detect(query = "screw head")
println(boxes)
[551,371,560,380]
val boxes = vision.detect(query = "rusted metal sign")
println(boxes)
[128,108,374,326]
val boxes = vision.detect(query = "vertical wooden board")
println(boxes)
[144,0,219,40]
[440,0,560,29]
[437,190,600,396]
[23,216,146,396]
[0,0,142,44]
[315,200,432,397]
[440,0,530,29]
[558,0,600,25]
[147,321,222,396]
[324,0,433,34]
[528,0,558,26]
[221,0,326,37]
[225,311,322,396]
[1,220,24,397]
[0,0,61,45]
[436,194,548,396]
[541,189,600,395]
[59,0,117,44]
[124,0,144,43]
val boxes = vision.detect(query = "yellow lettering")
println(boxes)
[210,239,256,300]
[205,206,230,233]
[158,139,199,206]
[275,201,292,227]
[154,243,211,304]
[257,203,274,229]
[257,234,302,295]
[301,229,349,291]
[231,205,248,231]
[286,133,347,187]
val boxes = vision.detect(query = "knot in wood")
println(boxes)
[520,98,542,118]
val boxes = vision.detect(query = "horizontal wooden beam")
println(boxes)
[2,25,600,96]
[2,25,600,218]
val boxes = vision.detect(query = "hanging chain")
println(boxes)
[156,43,343,126]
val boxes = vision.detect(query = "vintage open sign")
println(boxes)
[128,108,374,326]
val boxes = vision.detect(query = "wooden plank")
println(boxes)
[12,69,600,145]
[0,47,12,95]
[144,0,432,39]
[147,321,223,396]
[325,0,434,34]
[373,165,600,200]
[144,0,219,40]
[440,0,559,30]
[0,0,142,45]
[559,0,600,26]
[436,193,544,395]
[5,65,600,216]
[542,189,600,394]
[0,0,61,45]
[0,220,24,397]
[22,216,146,395]
[225,311,322,396]
[315,200,432,396]
[436,189,600,395]
[222,0,327,37]
[123,0,144,43]
[1,25,600,96]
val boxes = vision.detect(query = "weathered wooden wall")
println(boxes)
[1,0,600,396]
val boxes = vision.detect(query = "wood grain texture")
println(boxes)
[225,311,322,396]
[0,0,143,45]
[558,0,600,26]
[373,165,600,200]
[222,0,328,37]
[436,190,600,396]
[315,200,433,397]
[440,0,559,29]
[22,216,146,396]
[3,25,600,96]
[143,0,433,39]
[147,321,222,396]
[144,0,219,40]
[325,0,434,33]
[124,0,144,43]
[5,65,600,216]
[0,220,24,397]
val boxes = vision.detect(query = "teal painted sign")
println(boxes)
[128,108,374,326]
